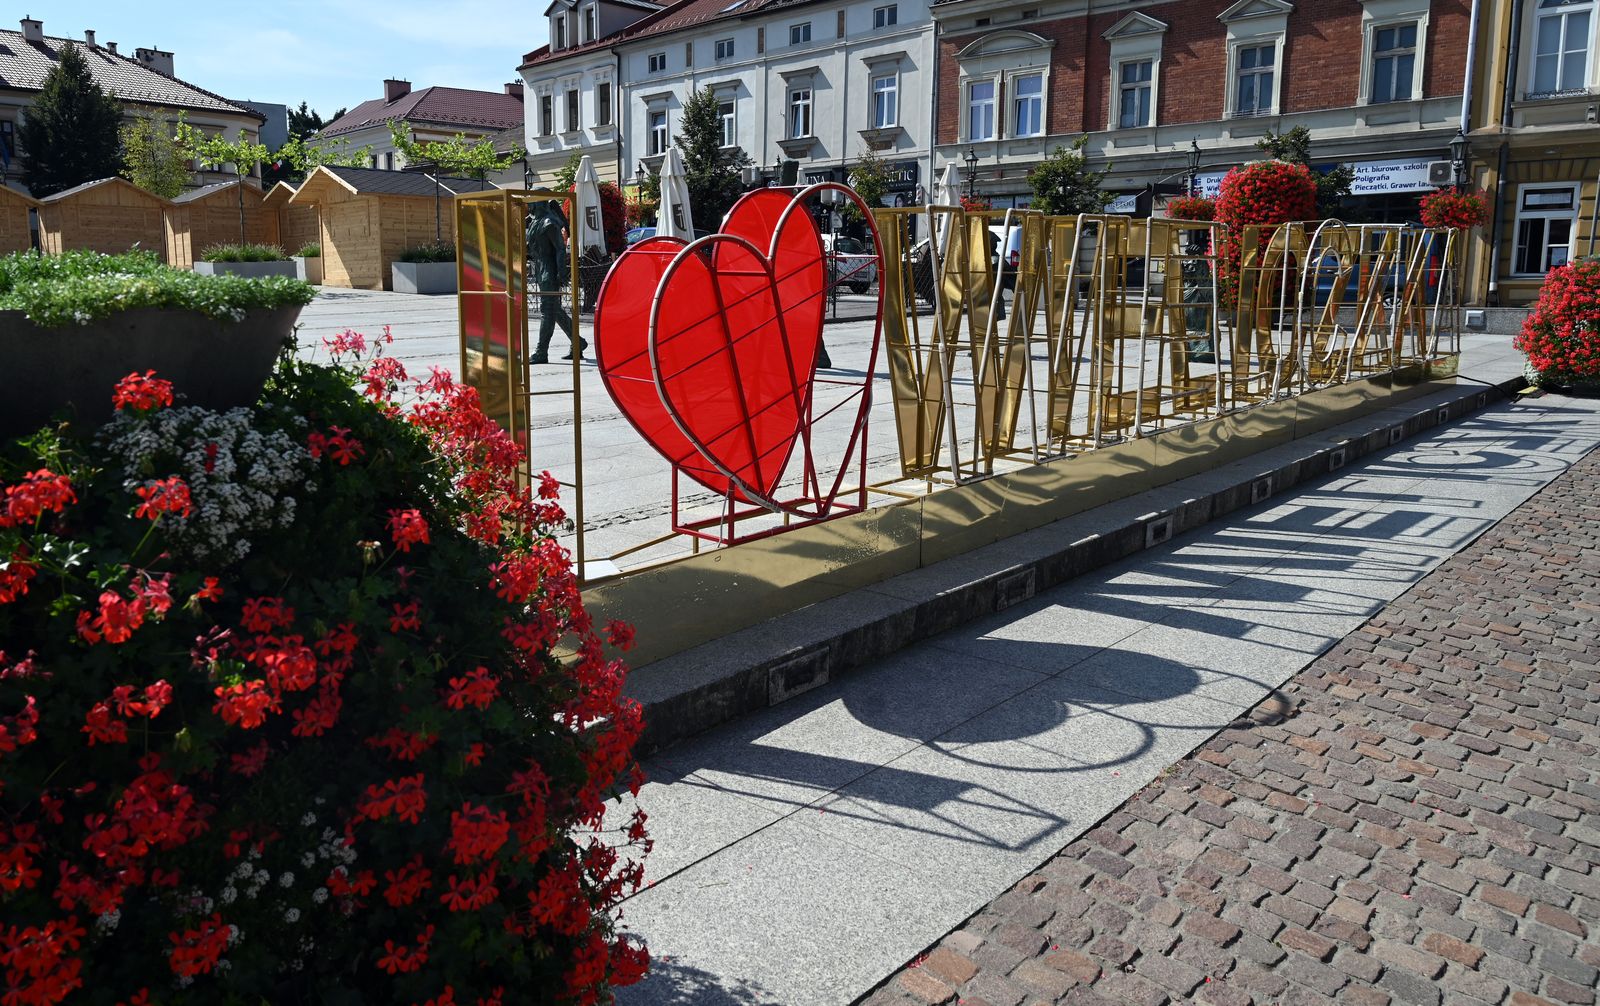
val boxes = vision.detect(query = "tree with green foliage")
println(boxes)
[1255,126,1353,220]
[177,124,273,245]
[119,109,192,199]
[388,122,527,240]
[287,102,346,143]
[675,86,750,228]
[1026,136,1111,216]
[844,146,891,225]
[19,43,124,198]
[275,134,374,177]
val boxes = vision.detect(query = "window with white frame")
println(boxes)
[1103,12,1167,130]
[1012,72,1043,136]
[1369,23,1418,102]
[1118,60,1153,128]
[596,82,612,126]
[565,89,580,131]
[789,87,813,137]
[1233,43,1275,115]
[1513,185,1578,274]
[384,151,394,170]
[874,4,897,28]
[1219,1,1288,118]
[555,15,566,48]
[584,6,595,42]
[872,74,898,127]
[648,51,667,73]
[648,109,668,154]
[967,79,996,140]
[715,37,735,59]
[1530,0,1594,97]
[719,99,736,146]
[790,22,811,44]
[539,94,554,136]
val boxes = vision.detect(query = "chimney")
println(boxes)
[504,82,525,100]
[135,46,174,76]
[84,29,96,47]
[107,41,117,54]
[19,17,43,43]
[384,78,412,102]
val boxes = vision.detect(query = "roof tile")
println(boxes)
[0,31,261,119]
[321,86,525,138]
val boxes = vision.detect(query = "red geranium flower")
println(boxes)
[112,371,174,412]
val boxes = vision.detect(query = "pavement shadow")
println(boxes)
[615,956,775,1006]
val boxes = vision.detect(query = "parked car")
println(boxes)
[624,225,715,246]
[821,233,877,293]
[1312,228,1447,309]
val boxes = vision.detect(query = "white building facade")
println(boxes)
[519,0,668,186]
[613,0,938,219]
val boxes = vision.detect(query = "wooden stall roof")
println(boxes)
[39,176,172,208]
[288,165,499,206]
[0,183,39,207]
[172,179,267,205]
[263,181,300,209]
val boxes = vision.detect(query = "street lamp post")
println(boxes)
[964,147,979,201]
[1187,138,1202,198]
[1449,129,1469,190]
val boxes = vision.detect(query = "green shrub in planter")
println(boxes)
[201,243,290,263]
[0,250,313,327]
[397,241,456,264]
[0,340,651,1004]
[1515,257,1600,392]
[294,242,321,259]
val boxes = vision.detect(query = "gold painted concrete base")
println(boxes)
[583,359,1459,668]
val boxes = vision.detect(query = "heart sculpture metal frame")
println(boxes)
[595,183,885,545]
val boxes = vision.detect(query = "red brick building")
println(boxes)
[932,0,1472,217]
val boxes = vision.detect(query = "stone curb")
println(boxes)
[626,375,1527,756]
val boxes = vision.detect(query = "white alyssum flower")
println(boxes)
[102,404,312,563]
[283,908,301,924]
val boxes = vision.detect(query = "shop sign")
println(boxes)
[1191,158,1433,200]
[1346,158,1435,195]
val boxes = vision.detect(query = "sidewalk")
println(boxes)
[868,414,1600,1006]
[612,387,1600,1006]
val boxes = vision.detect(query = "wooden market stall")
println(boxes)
[0,184,38,254]
[164,179,275,269]
[265,181,320,256]
[37,177,170,259]
[288,166,496,290]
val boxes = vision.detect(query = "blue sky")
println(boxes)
[33,0,543,119]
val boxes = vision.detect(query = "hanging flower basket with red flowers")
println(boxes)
[1165,196,1216,222]
[0,337,651,1004]
[1514,257,1600,391]
[1212,160,1318,310]
[1418,188,1490,231]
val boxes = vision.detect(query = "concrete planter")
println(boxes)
[292,256,323,285]
[0,305,303,435]
[194,260,298,280]
[393,260,457,295]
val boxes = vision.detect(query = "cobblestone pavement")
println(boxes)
[867,437,1600,1006]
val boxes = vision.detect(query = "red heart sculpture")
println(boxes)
[595,189,831,508]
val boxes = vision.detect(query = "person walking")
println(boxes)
[527,200,587,364]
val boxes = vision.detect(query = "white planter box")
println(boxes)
[193,260,298,279]
[292,256,323,284]
[392,261,457,295]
